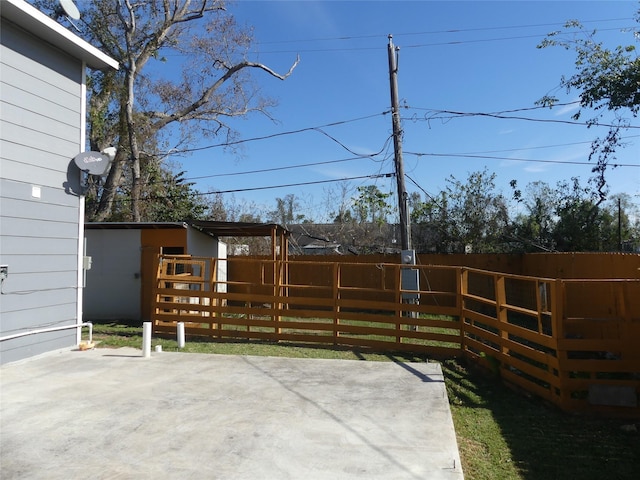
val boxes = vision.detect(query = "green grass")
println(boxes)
[92,322,640,480]
[155,313,461,350]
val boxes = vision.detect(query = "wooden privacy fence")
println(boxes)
[152,255,640,416]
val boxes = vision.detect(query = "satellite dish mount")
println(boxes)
[53,0,81,31]
[73,149,115,194]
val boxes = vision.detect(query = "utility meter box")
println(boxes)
[400,250,419,300]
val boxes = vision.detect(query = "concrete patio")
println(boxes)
[1,347,463,479]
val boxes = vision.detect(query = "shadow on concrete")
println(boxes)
[241,355,427,480]
[385,354,444,382]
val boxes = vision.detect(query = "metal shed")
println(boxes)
[84,221,289,322]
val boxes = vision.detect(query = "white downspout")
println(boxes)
[76,61,88,345]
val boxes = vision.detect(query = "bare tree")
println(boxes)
[44,0,299,221]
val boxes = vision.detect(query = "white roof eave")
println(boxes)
[1,0,118,71]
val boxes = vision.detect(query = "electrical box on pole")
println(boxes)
[387,35,411,251]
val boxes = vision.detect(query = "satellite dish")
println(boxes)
[55,0,80,21]
[73,151,111,176]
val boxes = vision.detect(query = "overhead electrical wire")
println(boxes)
[120,98,639,195]
[201,173,394,195]
[182,132,639,185]
[255,17,633,45]
[113,136,637,196]
[162,101,635,177]
[252,25,635,54]
[407,101,582,115]
[405,174,439,203]
[107,173,395,202]
[165,112,389,155]
[403,106,640,129]
[185,154,386,181]
[404,151,640,168]
[432,135,640,156]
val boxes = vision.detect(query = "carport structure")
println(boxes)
[189,220,290,262]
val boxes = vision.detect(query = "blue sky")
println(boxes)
[175,0,639,222]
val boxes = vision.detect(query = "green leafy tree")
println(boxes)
[545,177,635,252]
[352,185,392,226]
[510,180,557,252]
[143,170,208,221]
[510,178,639,252]
[412,169,509,253]
[537,12,640,203]
[607,193,640,251]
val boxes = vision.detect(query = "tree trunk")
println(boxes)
[91,156,123,221]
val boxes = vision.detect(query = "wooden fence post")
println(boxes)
[552,278,567,408]
[274,258,281,336]
[209,257,217,334]
[458,267,465,355]
[333,262,340,344]
[495,274,508,366]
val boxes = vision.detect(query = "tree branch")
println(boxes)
[150,55,300,129]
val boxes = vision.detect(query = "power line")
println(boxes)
[436,135,640,156]
[192,134,640,182]
[402,26,636,50]
[404,107,640,129]
[255,17,634,45]
[185,154,385,181]
[405,174,438,203]
[407,101,581,115]
[165,112,389,155]
[102,173,394,205]
[192,173,395,195]
[404,151,640,168]
[252,25,635,54]
[147,133,639,189]
[155,103,635,164]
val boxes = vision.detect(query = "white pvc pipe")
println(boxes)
[0,322,93,344]
[142,322,152,358]
[177,322,185,349]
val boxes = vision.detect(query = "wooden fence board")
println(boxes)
[153,256,640,417]
[501,368,556,401]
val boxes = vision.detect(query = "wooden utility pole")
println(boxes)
[387,35,411,250]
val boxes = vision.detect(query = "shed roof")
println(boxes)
[86,221,290,238]
[1,0,119,70]
[189,221,290,238]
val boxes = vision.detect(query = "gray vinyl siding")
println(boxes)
[0,19,83,363]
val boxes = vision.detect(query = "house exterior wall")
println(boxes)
[0,18,84,364]
[84,229,142,321]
